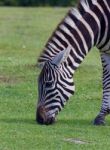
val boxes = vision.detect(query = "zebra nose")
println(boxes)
[36,105,46,124]
[45,117,55,125]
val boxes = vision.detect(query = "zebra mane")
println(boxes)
[37,0,90,67]
[81,0,90,7]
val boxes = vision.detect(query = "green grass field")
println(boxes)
[0,7,110,150]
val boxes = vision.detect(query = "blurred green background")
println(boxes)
[1,0,110,150]
[0,0,77,6]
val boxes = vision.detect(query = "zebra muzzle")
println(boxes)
[36,105,55,125]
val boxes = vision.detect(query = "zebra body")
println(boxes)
[37,0,110,125]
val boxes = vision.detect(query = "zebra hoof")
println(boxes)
[93,115,105,126]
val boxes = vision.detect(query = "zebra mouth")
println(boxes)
[36,105,56,125]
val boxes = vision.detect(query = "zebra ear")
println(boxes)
[51,46,71,66]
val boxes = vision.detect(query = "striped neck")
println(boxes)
[38,0,107,75]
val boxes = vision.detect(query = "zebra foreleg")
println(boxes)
[94,53,110,125]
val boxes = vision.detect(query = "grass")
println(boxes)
[0,7,110,150]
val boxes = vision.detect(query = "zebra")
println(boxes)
[36,0,110,125]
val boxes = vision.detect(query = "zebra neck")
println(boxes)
[59,8,101,75]
[38,0,102,71]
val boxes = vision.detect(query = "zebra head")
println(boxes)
[36,48,75,125]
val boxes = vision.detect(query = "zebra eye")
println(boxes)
[45,81,54,88]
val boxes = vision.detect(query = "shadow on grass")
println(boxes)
[57,118,93,127]
[1,117,107,127]
[58,117,110,127]
[0,117,93,127]
[0,118,37,125]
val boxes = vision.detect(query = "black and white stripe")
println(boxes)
[37,0,110,125]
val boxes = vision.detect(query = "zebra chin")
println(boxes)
[36,105,56,125]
